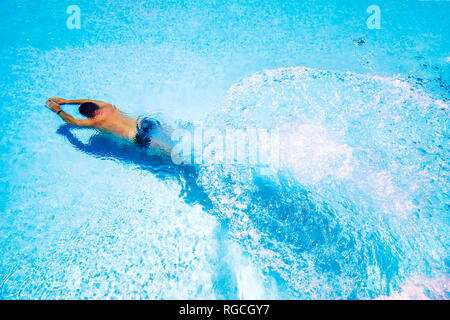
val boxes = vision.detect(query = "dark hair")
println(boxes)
[78,102,99,118]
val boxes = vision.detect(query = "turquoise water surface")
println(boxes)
[0,0,449,299]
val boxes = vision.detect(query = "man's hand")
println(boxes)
[46,101,62,113]
[47,97,68,105]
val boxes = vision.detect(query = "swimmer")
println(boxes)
[45,97,173,154]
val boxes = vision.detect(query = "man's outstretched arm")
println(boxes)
[45,101,97,127]
[47,97,112,108]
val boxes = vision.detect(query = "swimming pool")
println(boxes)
[0,0,448,299]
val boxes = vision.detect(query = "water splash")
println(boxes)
[198,66,449,299]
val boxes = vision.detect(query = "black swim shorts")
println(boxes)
[135,117,161,147]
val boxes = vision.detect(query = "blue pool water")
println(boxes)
[0,0,449,299]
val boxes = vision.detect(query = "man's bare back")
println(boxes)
[91,104,137,139]
[46,97,172,153]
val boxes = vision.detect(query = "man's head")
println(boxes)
[79,102,99,118]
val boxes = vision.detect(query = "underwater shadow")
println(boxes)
[56,124,212,209]
[57,124,248,297]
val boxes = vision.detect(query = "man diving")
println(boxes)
[45,97,172,153]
